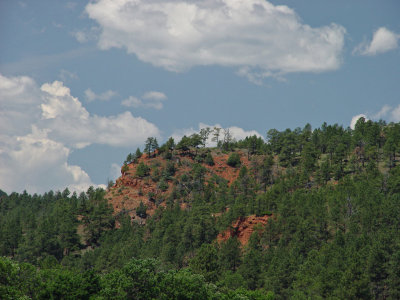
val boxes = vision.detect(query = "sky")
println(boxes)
[1,0,400,194]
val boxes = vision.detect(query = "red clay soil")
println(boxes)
[217,214,271,247]
[204,152,250,184]
[106,151,251,221]
[105,156,169,221]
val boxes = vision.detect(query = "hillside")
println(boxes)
[1,119,400,299]
[106,150,252,220]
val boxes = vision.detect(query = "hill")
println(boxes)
[1,119,400,299]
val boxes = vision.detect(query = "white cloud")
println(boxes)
[350,104,400,128]
[0,74,42,136]
[350,114,368,130]
[59,69,78,81]
[143,91,167,101]
[390,105,400,122]
[224,125,263,141]
[236,67,285,85]
[0,126,96,194]
[40,81,159,148]
[72,27,100,44]
[74,31,88,43]
[86,0,345,81]
[109,163,122,181]
[0,73,159,193]
[122,91,167,110]
[84,88,117,102]
[354,27,400,56]
[121,96,142,108]
[373,104,391,120]
[171,123,262,147]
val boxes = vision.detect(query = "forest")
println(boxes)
[1,118,400,299]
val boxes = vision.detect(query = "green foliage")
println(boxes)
[219,238,242,272]
[2,120,400,299]
[135,147,142,159]
[136,162,150,178]
[124,153,134,164]
[165,137,176,151]
[176,135,192,155]
[144,137,159,157]
[99,258,160,299]
[81,187,114,246]
[190,243,220,282]
[164,161,176,178]
[121,163,129,174]
[136,201,147,218]
[227,152,241,168]
[205,152,215,166]
[199,127,211,147]
[158,179,169,192]
[0,256,100,299]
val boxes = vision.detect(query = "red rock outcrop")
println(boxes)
[217,214,271,246]
[106,151,252,221]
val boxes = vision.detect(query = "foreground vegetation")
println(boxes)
[1,118,400,299]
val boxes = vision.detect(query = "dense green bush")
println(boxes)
[205,152,215,166]
[227,152,241,167]
[136,162,150,178]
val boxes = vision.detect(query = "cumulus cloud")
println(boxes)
[354,27,400,56]
[171,123,263,147]
[121,96,142,108]
[109,163,122,181]
[350,103,400,129]
[0,73,159,193]
[59,69,78,81]
[143,91,167,101]
[391,105,400,122]
[0,126,97,194]
[373,104,400,122]
[40,81,159,148]
[84,88,117,102]
[86,0,345,80]
[350,114,368,130]
[122,91,167,110]
[373,104,391,120]
[0,74,42,136]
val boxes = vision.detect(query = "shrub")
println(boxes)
[151,167,161,182]
[135,148,142,159]
[121,164,129,174]
[136,162,150,178]
[194,155,204,163]
[227,152,241,168]
[148,192,156,202]
[158,179,169,192]
[205,152,215,166]
[163,151,173,160]
[136,201,147,218]
[164,161,176,177]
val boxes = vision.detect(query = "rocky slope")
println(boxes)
[217,214,271,246]
[105,150,251,221]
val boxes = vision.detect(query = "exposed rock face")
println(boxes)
[217,214,271,246]
[106,151,250,221]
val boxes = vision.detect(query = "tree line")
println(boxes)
[1,118,400,299]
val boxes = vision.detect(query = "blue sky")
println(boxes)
[1,0,399,194]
